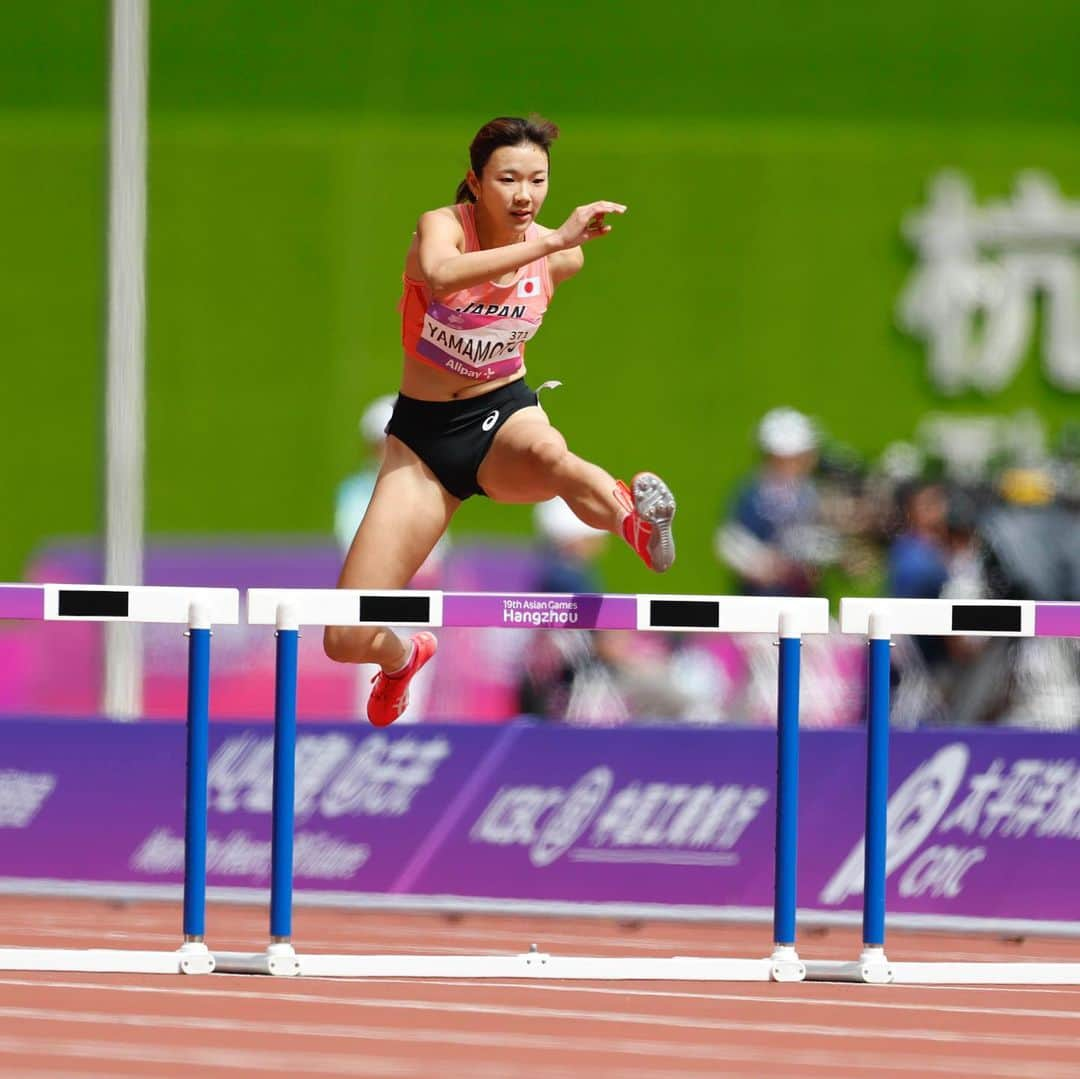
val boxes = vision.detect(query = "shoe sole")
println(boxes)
[632,472,676,573]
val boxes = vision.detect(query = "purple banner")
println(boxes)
[438,727,1080,923]
[413,727,779,905]
[2,718,1078,926]
[0,718,502,894]
[804,730,1080,923]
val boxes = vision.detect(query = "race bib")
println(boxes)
[416,301,541,381]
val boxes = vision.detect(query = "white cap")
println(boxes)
[879,440,924,481]
[533,498,607,545]
[359,394,396,443]
[757,408,818,456]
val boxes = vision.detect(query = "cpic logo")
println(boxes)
[470,769,767,867]
[820,743,970,905]
[531,767,614,867]
[469,766,614,866]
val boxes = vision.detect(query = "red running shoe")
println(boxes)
[367,631,438,727]
[615,472,677,572]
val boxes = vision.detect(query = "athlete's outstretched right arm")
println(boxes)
[418,202,625,298]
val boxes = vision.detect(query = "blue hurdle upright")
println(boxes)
[213,589,829,980]
[0,583,239,975]
[804,597,1080,986]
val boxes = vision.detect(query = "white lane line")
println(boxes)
[402,978,1080,1020]
[3,1070,125,1079]
[0,980,1074,1052]
[909,982,1080,998]
[0,1034,419,1077]
[2,969,1077,1013]
[9,967,1076,1024]
[314,972,1080,1000]
[0,1005,1067,1079]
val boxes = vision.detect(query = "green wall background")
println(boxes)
[2,2,1078,592]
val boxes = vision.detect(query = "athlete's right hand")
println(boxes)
[552,201,627,249]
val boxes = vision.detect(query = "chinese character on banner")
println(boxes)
[898,171,1080,395]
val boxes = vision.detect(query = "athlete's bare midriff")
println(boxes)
[398,352,527,401]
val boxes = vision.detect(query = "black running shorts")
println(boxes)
[385,378,540,500]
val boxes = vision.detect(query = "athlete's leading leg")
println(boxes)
[478,406,676,571]
[477,407,614,521]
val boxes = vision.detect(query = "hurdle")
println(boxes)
[0,583,239,974]
[212,589,830,980]
[804,597,1080,986]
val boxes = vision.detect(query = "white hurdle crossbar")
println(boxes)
[0,583,239,975]
[0,583,238,625]
[803,596,1080,986]
[214,590,829,980]
[243,588,830,635]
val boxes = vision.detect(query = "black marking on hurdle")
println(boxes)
[951,604,1022,633]
[358,595,431,624]
[648,599,720,630]
[58,589,130,618]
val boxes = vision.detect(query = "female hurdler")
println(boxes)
[324,115,677,726]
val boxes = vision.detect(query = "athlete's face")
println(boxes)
[470,142,549,236]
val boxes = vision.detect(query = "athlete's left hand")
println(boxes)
[552,201,627,250]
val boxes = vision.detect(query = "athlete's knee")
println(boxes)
[525,430,569,474]
[323,624,376,665]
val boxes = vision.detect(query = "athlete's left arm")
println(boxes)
[538,225,585,287]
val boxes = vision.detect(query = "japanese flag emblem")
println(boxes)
[517,276,540,300]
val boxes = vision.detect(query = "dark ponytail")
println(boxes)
[455,114,560,203]
[455,176,476,204]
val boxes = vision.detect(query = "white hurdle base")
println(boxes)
[805,951,1080,985]
[804,948,894,985]
[0,942,215,975]
[889,962,1080,985]
[214,946,805,982]
[213,942,301,977]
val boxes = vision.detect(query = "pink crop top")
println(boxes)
[400,202,554,382]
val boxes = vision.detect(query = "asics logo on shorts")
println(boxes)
[482,409,500,432]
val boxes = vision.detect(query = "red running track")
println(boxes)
[0,896,1079,1078]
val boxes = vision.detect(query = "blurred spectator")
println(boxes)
[334,394,396,553]
[813,444,886,601]
[958,465,1080,730]
[532,496,608,594]
[887,481,949,600]
[940,487,986,600]
[715,407,829,596]
[886,481,963,726]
